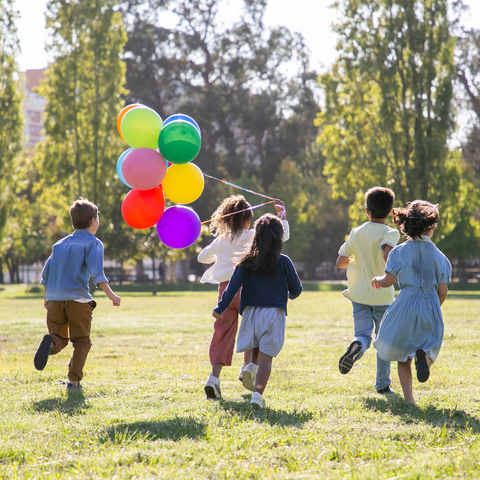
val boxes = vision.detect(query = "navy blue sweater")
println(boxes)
[214,254,303,315]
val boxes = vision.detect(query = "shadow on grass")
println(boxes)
[364,396,480,431]
[31,391,89,415]
[100,418,206,443]
[218,397,313,427]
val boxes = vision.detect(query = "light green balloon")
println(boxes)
[121,107,163,149]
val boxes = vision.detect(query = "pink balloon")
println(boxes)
[121,148,167,190]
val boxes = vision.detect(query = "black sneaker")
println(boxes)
[34,334,53,371]
[415,349,430,382]
[339,340,362,374]
[377,386,395,394]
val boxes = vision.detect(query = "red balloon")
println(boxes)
[122,148,167,190]
[121,186,165,229]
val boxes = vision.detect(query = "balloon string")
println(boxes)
[201,201,275,225]
[203,174,275,200]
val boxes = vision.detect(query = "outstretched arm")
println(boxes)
[371,272,396,289]
[98,282,121,306]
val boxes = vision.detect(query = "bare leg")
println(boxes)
[244,349,253,365]
[398,359,415,405]
[212,363,223,378]
[254,351,273,395]
[251,347,259,364]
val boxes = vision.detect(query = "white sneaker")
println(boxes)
[238,362,247,382]
[204,374,222,399]
[250,391,264,410]
[242,363,258,392]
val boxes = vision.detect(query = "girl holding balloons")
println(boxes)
[199,195,289,400]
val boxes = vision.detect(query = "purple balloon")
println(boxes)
[156,206,201,249]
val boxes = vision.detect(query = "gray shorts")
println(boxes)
[236,307,286,357]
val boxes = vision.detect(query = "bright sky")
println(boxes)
[15,0,480,73]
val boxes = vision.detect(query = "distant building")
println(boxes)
[20,69,46,148]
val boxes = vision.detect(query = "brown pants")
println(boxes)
[209,281,241,366]
[46,300,96,382]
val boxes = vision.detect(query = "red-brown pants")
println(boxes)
[209,281,241,366]
[46,300,96,382]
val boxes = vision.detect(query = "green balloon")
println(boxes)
[121,107,163,149]
[158,120,201,164]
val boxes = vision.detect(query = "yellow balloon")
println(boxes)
[162,163,204,204]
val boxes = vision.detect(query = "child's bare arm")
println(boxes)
[382,244,394,262]
[371,272,396,289]
[438,283,448,306]
[336,255,351,269]
[98,282,121,306]
[44,286,47,309]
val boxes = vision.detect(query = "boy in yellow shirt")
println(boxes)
[336,187,400,393]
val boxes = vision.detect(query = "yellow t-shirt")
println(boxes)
[338,222,400,306]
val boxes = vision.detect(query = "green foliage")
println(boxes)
[39,0,128,259]
[122,0,319,222]
[317,0,475,248]
[0,0,22,247]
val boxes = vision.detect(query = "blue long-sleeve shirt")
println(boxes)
[214,254,302,315]
[40,230,109,301]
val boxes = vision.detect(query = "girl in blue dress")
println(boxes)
[371,200,451,405]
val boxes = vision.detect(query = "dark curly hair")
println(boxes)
[237,213,284,276]
[209,195,253,241]
[393,200,439,239]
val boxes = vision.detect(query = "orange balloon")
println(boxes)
[121,186,165,229]
[117,103,143,140]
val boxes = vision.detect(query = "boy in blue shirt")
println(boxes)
[34,198,121,391]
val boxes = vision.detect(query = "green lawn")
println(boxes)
[1,284,480,479]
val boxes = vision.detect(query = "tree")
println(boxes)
[455,28,480,180]
[0,0,23,282]
[0,149,60,283]
[39,0,129,261]
[316,0,475,244]
[121,0,319,220]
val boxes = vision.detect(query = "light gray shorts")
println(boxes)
[236,307,286,357]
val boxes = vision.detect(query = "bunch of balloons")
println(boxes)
[116,104,204,249]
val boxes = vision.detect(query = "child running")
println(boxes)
[336,187,400,393]
[34,198,121,391]
[198,195,289,399]
[212,213,302,409]
[372,200,451,405]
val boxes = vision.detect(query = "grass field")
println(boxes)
[1,284,480,479]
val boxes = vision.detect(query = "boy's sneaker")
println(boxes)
[250,391,264,410]
[34,334,53,371]
[204,374,222,400]
[238,363,247,382]
[377,386,395,394]
[66,382,82,392]
[415,349,430,383]
[241,363,258,392]
[339,340,362,375]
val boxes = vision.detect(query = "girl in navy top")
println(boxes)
[213,213,302,410]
